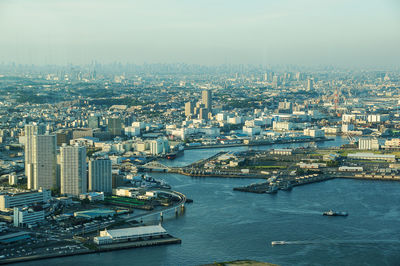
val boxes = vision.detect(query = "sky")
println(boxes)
[0,0,399,67]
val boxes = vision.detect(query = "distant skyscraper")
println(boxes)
[202,90,212,112]
[88,114,100,129]
[60,145,87,196]
[272,75,280,88]
[88,158,112,194]
[185,101,194,117]
[199,108,208,120]
[107,117,122,137]
[307,79,314,90]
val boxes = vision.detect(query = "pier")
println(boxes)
[233,174,335,194]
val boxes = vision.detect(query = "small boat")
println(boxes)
[323,210,348,216]
[271,241,286,246]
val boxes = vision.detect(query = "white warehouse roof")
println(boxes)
[103,225,167,239]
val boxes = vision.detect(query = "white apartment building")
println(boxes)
[273,121,293,131]
[60,145,87,196]
[358,138,380,150]
[28,135,57,190]
[304,128,325,138]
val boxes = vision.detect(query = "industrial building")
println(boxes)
[347,153,396,162]
[94,224,168,245]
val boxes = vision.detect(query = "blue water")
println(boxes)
[20,137,400,266]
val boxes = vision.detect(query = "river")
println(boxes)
[20,137,400,266]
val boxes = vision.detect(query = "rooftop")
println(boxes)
[105,224,167,238]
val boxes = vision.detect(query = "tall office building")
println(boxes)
[202,90,212,112]
[88,114,100,129]
[185,101,194,117]
[60,145,87,196]
[88,158,112,194]
[296,72,303,81]
[55,129,73,146]
[307,79,314,90]
[107,117,122,137]
[198,108,208,120]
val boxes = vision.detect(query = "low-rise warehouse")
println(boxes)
[94,225,168,245]
[347,153,396,162]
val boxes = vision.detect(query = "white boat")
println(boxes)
[271,241,286,246]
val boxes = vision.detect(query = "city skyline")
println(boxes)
[0,0,399,67]
[1,1,400,265]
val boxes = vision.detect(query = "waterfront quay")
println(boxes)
[0,236,181,265]
[157,144,400,195]
[0,189,187,264]
[184,136,331,150]
[233,173,335,194]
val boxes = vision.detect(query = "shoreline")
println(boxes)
[0,237,181,265]
[184,137,333,150]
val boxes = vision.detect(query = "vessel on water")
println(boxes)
[323,210,348,216]
[271,241,286,246]
[166,149,184,160]
[166,145,185,160]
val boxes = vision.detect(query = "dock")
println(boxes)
[233,174,335,194]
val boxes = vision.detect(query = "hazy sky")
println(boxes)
[0,0,399,66]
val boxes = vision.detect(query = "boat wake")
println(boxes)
[271,240,400,246]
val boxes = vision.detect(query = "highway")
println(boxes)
[124,190,186,223]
